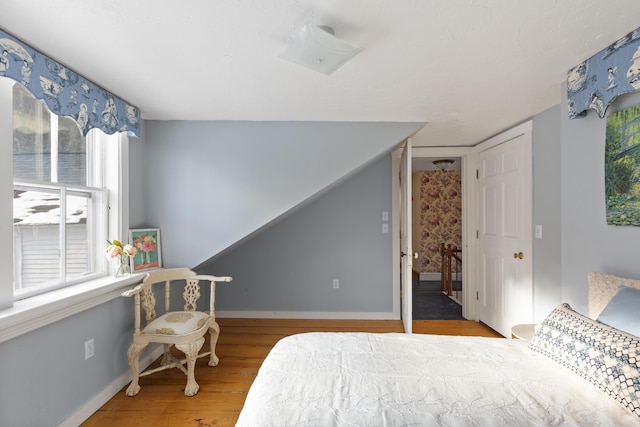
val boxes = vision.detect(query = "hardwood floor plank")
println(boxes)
[82,318,504,427]
[82,411,240,427]
[412,319,503,337]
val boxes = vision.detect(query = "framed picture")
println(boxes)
[605,104,640,226]
[129,228,162,272]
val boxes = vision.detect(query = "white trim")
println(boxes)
[419,272,462,281]
[390,150,401,320]
[0,273,144,343]
[471,120,532,154]
[60,345,163,427]
[216,310,397,320]
[420,272,439,281]
[461,152,476,320]
[0,78,14,309]
[403,145,474,320]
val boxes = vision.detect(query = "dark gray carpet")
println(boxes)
[412,276,463,320]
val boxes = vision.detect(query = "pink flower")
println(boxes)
[123,244,137,257]
[104,244,122,260]
[142,240,156,252]
[106,239,139,260]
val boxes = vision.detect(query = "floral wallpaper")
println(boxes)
[414,170,462,273]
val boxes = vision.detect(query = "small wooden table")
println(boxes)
[511,323,537,341]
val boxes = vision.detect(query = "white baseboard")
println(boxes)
[419,272,440,281]
[216,310,398,320]
[419,272,461,281]
[60,345,164,427]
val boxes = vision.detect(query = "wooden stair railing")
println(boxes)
[440,243,462,296]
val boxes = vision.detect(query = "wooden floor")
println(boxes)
[81,318,502,427]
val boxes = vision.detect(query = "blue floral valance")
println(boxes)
[568,27,640,119]
[0,28,140,137]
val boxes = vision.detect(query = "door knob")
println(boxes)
[401,252,419,259]
[513,252,524,259]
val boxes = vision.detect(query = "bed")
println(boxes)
[236,272,640,426]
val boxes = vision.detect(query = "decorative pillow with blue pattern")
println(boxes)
[530,303,640,418]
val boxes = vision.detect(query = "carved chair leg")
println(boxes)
[175,337,205,396]
[125,342,148,396]
[208,321,221,366]
[161,343,173,366]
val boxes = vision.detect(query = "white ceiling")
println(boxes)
[2,1,640,147]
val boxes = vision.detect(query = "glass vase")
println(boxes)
[116,255,131,278]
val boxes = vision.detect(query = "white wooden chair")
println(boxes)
[121,267,232,396]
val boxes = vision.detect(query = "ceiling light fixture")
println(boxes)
[432,159,455,171]
[279,24,364,75]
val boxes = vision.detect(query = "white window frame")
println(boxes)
[12,181,108,299]
[0,77,142,343]
[11,83,110,299]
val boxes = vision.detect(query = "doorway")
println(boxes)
[393,122,533,333]
[392,145,472,326]
[411,157,464,320]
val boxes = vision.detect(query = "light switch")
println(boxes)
[535,225,542,239]
[382,223,389,234]
[382,211,389,221]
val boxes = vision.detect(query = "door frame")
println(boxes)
[392,121,533,324]
[392,144,477,321]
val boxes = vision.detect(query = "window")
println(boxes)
[12,83,111,299]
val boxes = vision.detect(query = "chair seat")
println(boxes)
[142,311,210,336]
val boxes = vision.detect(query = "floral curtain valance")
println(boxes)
[568,27,640,119]
[0,28,140,137]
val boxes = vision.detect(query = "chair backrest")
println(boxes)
[123,268,232,334]
[138,268,198,321]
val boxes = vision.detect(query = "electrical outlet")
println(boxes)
[333,279,339,289]
[85,338,95,360]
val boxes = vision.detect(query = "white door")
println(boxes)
[400,139,413,333]
[477,124,532,338]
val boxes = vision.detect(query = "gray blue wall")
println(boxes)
[532,104,563,321]
[560,87,640,314]
[197,154,394,316]
[0,298,134,426]
[140,121,423,269]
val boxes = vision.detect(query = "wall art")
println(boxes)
[129,228,162,272]
[605,104,640,225]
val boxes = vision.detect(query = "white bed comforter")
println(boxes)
[236,332,638,426]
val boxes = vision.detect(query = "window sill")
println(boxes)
[0,273,144,344]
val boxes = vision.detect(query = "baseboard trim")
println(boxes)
[216,310,398,320]
[419,272,461,281]
[60,345,164,427]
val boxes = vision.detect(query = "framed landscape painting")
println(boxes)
[605,104,640,226]
[129,228,162,272]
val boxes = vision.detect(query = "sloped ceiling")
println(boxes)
[2,1,640,147]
